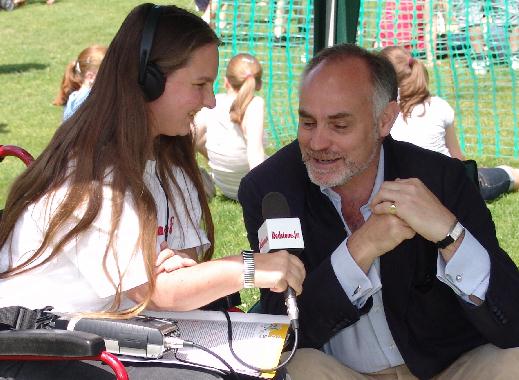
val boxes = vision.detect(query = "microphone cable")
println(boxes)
[168,338,240,380]
[222,309,299,373]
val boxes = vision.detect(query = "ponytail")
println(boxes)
[229,75,256,126]
[52,60,82,106]
[380,46,430,120]
[225,53,263,129]
[398,58,430,120]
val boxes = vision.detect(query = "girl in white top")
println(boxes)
[381,45,519,201]
[0,162,209,312]
[391,95,454,157]
[194,53,266,200]
[0,5,305,319]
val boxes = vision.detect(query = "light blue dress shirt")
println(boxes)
[321,147,491,373]
[63,87,91,121]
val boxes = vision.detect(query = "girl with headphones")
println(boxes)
[0,3,304,379]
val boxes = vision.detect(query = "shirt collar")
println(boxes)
[320,146,385,216]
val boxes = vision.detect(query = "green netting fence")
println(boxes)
[357,0,518,159]
[207,0,518,158]
[207,0,314,148]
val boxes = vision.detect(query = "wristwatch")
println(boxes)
[436,221,465,249]
[241,250,255,288]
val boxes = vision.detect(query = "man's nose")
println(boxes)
[309,125,332,151]
[204,88,216,109]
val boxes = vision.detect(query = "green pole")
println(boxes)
[335,0,360,44]
[314,0,360,54]
[313,0,327,54]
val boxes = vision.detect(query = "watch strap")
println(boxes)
[436,221,465,249]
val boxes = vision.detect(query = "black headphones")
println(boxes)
[138,4,166,101]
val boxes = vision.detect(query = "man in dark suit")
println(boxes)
[238,44,519,380]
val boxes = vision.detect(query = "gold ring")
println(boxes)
[389,203,397,215]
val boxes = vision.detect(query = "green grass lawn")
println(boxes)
[1,0,518,309]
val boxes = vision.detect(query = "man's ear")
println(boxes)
[378,101,400,138]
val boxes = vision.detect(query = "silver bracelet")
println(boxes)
[241,250,255,288]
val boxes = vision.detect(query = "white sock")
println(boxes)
[497,165,515,191]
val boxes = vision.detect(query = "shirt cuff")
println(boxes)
[436,229,490,303]
[331,238,382,308]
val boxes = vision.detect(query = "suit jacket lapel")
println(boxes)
[380,137,417,321]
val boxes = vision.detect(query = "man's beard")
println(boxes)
[301,130,381,188]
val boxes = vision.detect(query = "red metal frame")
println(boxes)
[0,145,35,167]
[0,352,128,380]
[100,352,130,380]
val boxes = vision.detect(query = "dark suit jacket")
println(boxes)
[238,137,519,380]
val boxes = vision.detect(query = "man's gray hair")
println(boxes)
[302,43,398,119]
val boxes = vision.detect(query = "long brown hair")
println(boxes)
[0,3,218,318]
[52,45,107,106]
[380,46,430,120]
[226,53,263,125]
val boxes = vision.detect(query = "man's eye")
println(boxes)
[300,120,316,128]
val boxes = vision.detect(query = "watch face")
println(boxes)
[451,222,465,241]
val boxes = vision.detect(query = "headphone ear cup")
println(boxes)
[142,62,166,101]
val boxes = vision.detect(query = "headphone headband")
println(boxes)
[138,4,162,86]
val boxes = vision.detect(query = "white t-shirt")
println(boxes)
[196,93,264,199]
[0,161,209,312]
[390,96,455,157]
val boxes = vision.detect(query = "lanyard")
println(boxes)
[155,168,169,243]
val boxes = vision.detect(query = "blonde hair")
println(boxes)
[53,45,107,106]
[379,46,430,120]
[226,53,263,125]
